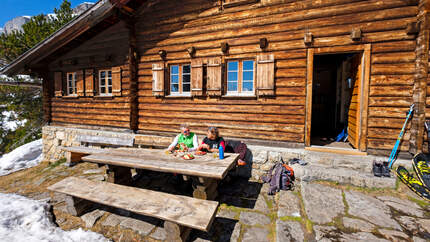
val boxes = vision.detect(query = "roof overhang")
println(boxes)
[0,0,134,76]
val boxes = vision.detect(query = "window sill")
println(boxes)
[94,95,114,100]
[62,95,79,99]
[166,93,192,98]
[223,93,256,98]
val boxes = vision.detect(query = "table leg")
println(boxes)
[106,165,132,185]
[164,221,191,242]
[192,177,218,200]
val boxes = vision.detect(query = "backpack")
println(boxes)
[262,158,295,195]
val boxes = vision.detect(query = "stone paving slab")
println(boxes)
[119,217,155,236]
[301,182,344,224]
[344,190,401,230]
[377,196,424,217]
[277,190,301,218]
[81,209,105,228]
[242,227,270,242]
[239,212,271,226]
[276,219,305,242]
[342,217,375,232]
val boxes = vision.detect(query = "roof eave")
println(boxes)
[1,0,116,76]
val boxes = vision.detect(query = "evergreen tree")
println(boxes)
[0,0,74,153]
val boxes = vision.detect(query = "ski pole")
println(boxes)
[388,104,414,169]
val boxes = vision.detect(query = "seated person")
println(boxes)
[198,127,225,153]
[167,124,199,152]
[225,140,247,166]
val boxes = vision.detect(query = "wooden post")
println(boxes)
[305,48,314,147]
[106,165,132,185]
[192,177,218,200]
[164,221,192,242]
[410,0,429,154]
[65,152,85,167]
[39,70,52,124]
[126,19,139,132]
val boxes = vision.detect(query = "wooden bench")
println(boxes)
[59,146,107,166]
[76,134,134,147]
[48,177,218,241]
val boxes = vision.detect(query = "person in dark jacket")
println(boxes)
[198,127,225,153]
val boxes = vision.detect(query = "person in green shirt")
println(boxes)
[167,124,199,152]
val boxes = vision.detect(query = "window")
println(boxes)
[170,64,191,95]
[99,70,112,95]
[66,72,77,95]
[227,60,255,94]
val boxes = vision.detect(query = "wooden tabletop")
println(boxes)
[82,148,239,179]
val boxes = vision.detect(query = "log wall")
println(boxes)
[135,0,419,151]
[48,21,131,129]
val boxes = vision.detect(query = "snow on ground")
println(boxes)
[0,139,42,176]
[0,193,109,242]
[2,110,27,131]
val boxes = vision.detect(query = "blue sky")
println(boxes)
[0,0,94,27]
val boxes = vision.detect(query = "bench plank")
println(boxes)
[82,149,238,179]
[48,177,218,232]
[59,146,106,154]
[77,134,134,147]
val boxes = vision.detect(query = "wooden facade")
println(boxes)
[3,0,430,155]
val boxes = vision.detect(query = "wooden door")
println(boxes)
[347,53,363,148]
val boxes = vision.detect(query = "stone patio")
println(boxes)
[44,165,430,242]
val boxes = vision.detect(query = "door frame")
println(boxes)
[305,44,371,151]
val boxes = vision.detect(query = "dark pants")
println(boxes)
[226,140,247,161]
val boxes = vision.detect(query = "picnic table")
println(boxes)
[81,148,239,200]
[49,147,239,241]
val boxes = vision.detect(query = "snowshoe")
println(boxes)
[396,166,430,202]
[412,153,430,189]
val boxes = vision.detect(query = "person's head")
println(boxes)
[207,126,219,140]
[180,124,191,136]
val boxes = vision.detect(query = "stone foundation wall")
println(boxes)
[42,125,306,181]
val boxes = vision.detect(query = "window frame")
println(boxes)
[225,59,256,96]
[169,63,191,96]
[98,69,113,96]
[66,72,77,96]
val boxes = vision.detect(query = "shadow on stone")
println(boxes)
[188,217,238,242]
[218,176,262,209]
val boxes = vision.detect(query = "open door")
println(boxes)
[347,53,363,149]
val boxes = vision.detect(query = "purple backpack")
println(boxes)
[262,159,295,195]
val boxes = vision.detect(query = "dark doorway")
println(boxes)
[311,53,362,149]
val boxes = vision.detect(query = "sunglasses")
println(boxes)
[183,130,190,133]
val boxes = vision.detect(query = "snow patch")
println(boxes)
[0,193,109,241]
[2,110,27,131]
[0,139,42,176]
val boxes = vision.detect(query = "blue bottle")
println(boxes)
[219,146,224,159]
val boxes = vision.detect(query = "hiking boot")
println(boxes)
[381,162,391,177]
[373,161,382,177]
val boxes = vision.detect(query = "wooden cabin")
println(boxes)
[2,0,430,157]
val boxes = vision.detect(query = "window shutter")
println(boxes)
[112,66,122,96]
[76,70,84,96]
[54,71,63,97]
[257,54,275,96]
[207,57,222,96]
[85,69,95,96]
[152,62,165,97]
[191,59,203,96]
